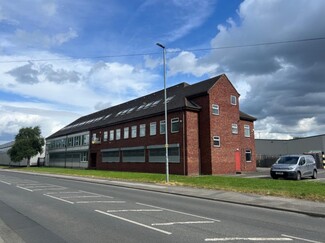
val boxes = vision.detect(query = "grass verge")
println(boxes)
[4,166,325,202]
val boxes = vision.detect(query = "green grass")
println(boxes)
[4,166,325,202]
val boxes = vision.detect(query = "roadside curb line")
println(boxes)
[2,169,325,218]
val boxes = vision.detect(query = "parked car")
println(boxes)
[270,155,317,180]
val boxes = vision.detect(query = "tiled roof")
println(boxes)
[47,74,255,139]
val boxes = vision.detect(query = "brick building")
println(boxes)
[46,74,256,175]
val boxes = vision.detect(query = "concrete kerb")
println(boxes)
[2,169,325,218]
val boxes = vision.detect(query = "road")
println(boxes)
[0,170,324,243]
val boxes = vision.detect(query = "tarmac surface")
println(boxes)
[1,168,325,242]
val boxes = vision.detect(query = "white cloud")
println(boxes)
[168,51,218,77]
[41,2,57,17]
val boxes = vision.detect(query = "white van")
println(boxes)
[270,155,317,180]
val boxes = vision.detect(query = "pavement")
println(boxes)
[1,168,325,242]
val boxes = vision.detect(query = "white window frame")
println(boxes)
[231,95,237,105]
[212,104,219,115]
[245,149,252,162]
[213,136,220,147]
[160,120,166,134]
[103,131,108,142]
[140,124,146,137]
[244,125,250,137]
[116,129,121,140]
[171,118,180,133]
[109,130,114,141]
[232,124,238,134]
[150,122,156,136]
[124,127,129,139]
[131,125,137,138]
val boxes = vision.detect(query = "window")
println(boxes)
[109,130,114,141]
[150,122,156,136]
[102,149,120,163]
[160,120,166,134]
[244,125,250,137]
[124,127,129,139]
[103,131,108,142]
[213,136,220,147]
[121,147,145,162]
[232,124,238,134]
[131,125,137,138]
[140,124,146,137]
[81,152,88,162]
[171,118,180,133]
[82,134,89,145]
[231,95,237,105]
[68,137,73,147]
[148,144,180,163]
[212,104,219,115]
[74,136,80,146]
[245,149,252,162]
[116,129,121,140]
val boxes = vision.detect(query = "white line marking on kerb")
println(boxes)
[95,210,171,235]
[106,209,163,213]
[205,237,292,241]
[152,220,215,226]
[76,201,125,204]
[282,234,323,243]
[136,202,220,222]
[44,194,74,204]
[0,180,11,185]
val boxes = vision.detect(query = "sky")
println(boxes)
[0,0,324,144]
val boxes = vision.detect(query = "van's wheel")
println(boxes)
[271,174,278,179]
[296,171,301,180]
[312,170,317,179]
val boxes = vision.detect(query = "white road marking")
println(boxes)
[95,210,172,235]
[0,180,11,185]
[60,195,104,199]
[205,237,292,241]
[32,187,66,191]
[44,194,74,204]
[136,202,220,222]
[152,220,215,226]
[16,186,33,192]
[45,191,83,195]
[282,234,323,243]
[106,209,163,212]
[76,201,125,204]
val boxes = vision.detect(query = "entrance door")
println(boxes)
[90,153,97,168]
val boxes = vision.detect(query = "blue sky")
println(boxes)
[0,0,325,144]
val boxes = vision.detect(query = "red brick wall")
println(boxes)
[239,120,256,172]
[89,111,187,175]
[190,95,212,174]
[208,75,241,174]
[184,111,200,175]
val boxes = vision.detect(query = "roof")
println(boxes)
[240,111,257,122]
[47,74,255,139]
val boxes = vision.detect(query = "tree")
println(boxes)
[8,126,45,166]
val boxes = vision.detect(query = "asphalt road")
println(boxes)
[0,171,324,243]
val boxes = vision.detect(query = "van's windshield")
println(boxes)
[277,156,299,165]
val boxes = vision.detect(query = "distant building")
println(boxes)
[46,74,256,175]
[255,134,325,167]
[0,141,45,166]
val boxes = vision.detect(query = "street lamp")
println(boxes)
[156,42,169,183]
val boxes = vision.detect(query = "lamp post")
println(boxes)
[156,42,169,183]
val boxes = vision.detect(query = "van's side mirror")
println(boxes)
[299,160,305,166]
